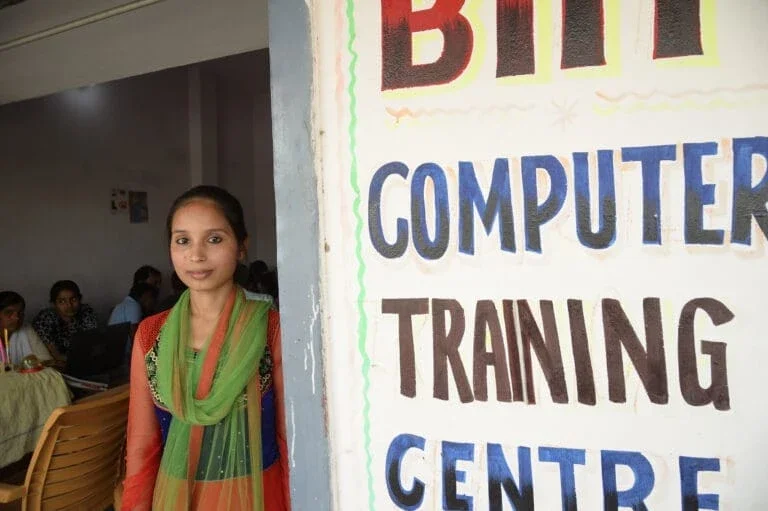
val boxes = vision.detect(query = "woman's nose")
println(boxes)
[189,241,207,262]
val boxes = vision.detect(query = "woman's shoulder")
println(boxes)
[34,307,55,318]
[18,324,36,334]
[243,289,279,321]
[32,308,56,324]
[135,310,172,355]
[268,308,280,328]
[79,304,97,316]
[244,289,275,305]
[14,324,38,340]
[139,310,172,329]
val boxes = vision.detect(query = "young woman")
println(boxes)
[32,280,99,361]
[121,186,289,511]
[0,291,52,366]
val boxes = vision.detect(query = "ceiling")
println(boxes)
[0,0,26,10]
[0,0,268,105]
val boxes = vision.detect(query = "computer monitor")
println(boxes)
[65,323,131,379]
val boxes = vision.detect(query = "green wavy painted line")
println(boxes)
[344,1,375,509]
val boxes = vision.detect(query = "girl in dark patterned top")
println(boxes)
[32,280,98,360]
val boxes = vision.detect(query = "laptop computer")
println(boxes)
[64,322,131,381]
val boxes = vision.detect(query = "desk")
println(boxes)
[0,369,71,469]
[64,363,130,401]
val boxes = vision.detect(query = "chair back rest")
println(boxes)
[22,385,129,511]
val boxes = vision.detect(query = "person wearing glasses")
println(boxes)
[32,280,98,361]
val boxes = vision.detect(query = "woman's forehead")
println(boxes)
[173,202,234,233]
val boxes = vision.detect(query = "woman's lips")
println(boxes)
[187,270,213,280]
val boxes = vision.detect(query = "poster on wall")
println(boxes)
[129,191,148,224]
[316,1,768,509]
[110,188,128,215]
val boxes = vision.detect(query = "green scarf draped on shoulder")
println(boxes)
[153,287,271,510]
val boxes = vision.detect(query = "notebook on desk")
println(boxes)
[64,323,131,383]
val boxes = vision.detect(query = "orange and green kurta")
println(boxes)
[121,291,290,511]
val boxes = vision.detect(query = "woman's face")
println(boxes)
[170,200,244,294]
[54,290,80,319]
[0,303,24,333]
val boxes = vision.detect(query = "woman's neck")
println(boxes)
[57,312,74,323]
[188,282,235,320]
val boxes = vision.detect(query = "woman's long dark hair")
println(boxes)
[166,186,248,246]
[49,280,82,303]
[0,291,24,311]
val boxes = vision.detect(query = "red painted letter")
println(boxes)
[381,0,474,90]
[561,0,606,69]
[496,0,535,77]
[654,0,703,59]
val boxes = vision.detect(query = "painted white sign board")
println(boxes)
[315,1,768,509]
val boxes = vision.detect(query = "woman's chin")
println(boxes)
[186,280,232,294]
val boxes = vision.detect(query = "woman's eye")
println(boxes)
[208,236,222,244]
[175,237,189,245]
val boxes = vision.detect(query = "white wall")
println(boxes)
[0,68,189,318]
[211,51,276,267]
[0,51,277,319]
[250,90,277,266]
[0,0,268,104]
[316,1,768,509]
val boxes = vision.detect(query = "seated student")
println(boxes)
[244,260,276,305]
[32,280,99,361]
[157,271,187,311]
[0,291,53,365]
[262,269,280,309]
[246,259,269,293]
[108,282,158,337]
[133,265,162,291]
[110,282,158,363]
[133,265,162,314]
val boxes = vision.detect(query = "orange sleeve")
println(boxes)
[269,310,292,511]
[121,322,162,511]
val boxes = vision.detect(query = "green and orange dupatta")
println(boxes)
[153,287,270,510]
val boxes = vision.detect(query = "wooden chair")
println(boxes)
[0,385,129,511]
